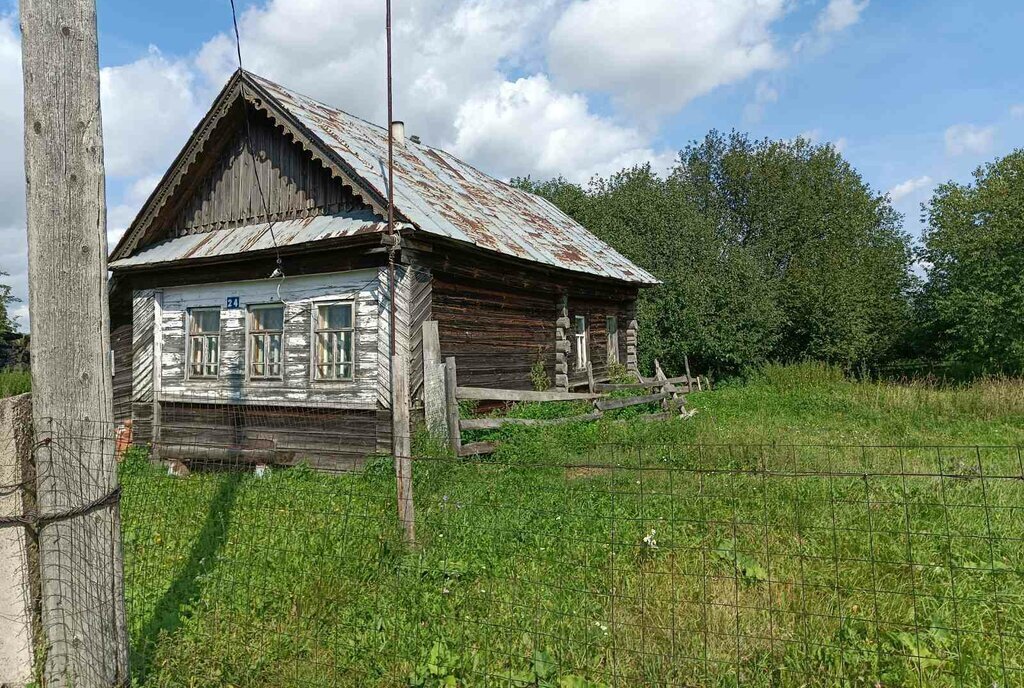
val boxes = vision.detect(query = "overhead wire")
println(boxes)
[228,0,286,300]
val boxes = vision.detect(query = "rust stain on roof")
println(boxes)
[250,73,659,285]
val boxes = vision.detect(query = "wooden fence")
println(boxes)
[421,321,710,457]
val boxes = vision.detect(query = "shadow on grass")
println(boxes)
[132,472,242,681]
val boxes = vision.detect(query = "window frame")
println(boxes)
[246,303,286,381]
[606,316,619,365]
[311,301,356,382]
[574,315,589,370]
[186,307,222,380]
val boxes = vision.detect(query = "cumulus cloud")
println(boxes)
[888,175,933,202]
[452,75,669,182]
[549,0,787,116]
[945,124,996,156]
[101,47,207,179]
[817,0,870,34]
[0,14,27,328]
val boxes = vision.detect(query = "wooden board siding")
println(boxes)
[111,321,132,422]
[432,272,557,390]
[154,269,381,408]
[376,265,433,408]
[164,105,368,238]
[157,402,380,472]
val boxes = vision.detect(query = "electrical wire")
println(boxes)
[228,0,286,300]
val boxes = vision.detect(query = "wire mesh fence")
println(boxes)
[4,412,1024,686]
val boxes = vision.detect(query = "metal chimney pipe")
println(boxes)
[391,120,405,147]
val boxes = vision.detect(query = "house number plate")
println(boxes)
[226,296,240,308]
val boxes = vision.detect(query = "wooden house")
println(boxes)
[109,70,658,469]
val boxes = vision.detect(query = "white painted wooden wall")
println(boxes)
[141,269,384,409]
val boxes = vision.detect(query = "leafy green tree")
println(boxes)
[517,131,914,375]
[0,271,17,334]
[919,149,1024,373]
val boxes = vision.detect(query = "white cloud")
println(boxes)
[0,14,27,330]
[549,0,788,116]
[833,136,849,153]
[1011,104,1024,119]
[944,123,996,156]
[195,0,669,182]
[798,129,823,143]
[100,47,206,178]
[452,75,669,182]
[817,0,870,34]
[744,79,779,122]
[888,175,933,202]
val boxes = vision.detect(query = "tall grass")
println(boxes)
[0,369,30,398]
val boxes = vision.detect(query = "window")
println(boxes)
[188,308,221,378]
[248,305,284,379]
[314,303,355,380]
[607,316,619,364]
[574,315,588,369]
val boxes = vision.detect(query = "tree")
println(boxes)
[0,270,18,333]
[517,131,914,375]
[919,149,1024,373]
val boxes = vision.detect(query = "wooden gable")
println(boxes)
[161,104,369,238]
[112,71,390,260]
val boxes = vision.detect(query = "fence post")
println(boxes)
[0,394,35,686]
[421,321,448,442]
[391,353,415,544]
[444,356,462,455]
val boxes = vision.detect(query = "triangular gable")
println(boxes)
[110,71,392,261]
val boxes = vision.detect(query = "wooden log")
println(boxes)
[456,387,603,402]
[459,441,498,456]
[21,0,129,682]
[684,355,693,387]
[586,361,595,394]
[594,382,662,392]
[421,321,447,440]
[460,412,603,431]
[391,354,415,544]
[595,391,669,412]
[157,444,279,462]
[444,357,462,455]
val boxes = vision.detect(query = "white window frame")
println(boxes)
[574,315,589,370]
[186,307,221,380]
[312,301,356,382]
[607,316,619,364]
[247,304,285,380]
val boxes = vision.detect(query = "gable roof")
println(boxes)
[111,70,658,285]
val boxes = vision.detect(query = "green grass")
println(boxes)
[120,365,1024,687]
[0,369,30,398]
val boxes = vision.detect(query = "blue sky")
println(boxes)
[1,0,1022,326]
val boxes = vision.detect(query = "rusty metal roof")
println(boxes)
[248,73,658,285]
[109,213,398,268]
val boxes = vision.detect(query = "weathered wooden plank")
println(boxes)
[391,353,415,544]
[595,391,669,412]
[460,412,603,431]
[444,357,462,455]
[459,441,497,457]
[456,387,603,402]
[421,321,447,440]
[594,381,663,392]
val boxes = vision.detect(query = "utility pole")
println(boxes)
[21,1,128,685]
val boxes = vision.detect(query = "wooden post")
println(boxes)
[586,361,595,394]
[444,356,462,455]
[391,353,415,544]
[421,321,447,442]
[20,0,129,684]
[0,395,35,685]
[684,355,693,393]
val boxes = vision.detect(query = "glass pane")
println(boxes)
[206,336,218,364]
[191,310,219,334]
[318,304,352,330]
[269,334,282,364]
[252,306,284,331]
[339,331,353,363]
[339,362,353,379]
[607,317,617,335]
[190,336,203,366]
[575,316,586,335]
[251,335,265,376]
